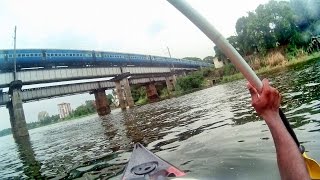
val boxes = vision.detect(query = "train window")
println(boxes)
[22,54,25,57]
[18,54,21,57]
[8,54,12,58]
[30,54,34,57]
[80,54,83,57]
[26,54,29,57]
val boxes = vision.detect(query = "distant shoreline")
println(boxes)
[0,112,97,137]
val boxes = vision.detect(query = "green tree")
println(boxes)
[203,56,214,64]
[290,0,320,32]
[235,1,297,55]
[106,94,114,105]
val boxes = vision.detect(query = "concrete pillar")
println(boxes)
[146,82,159,102]
[93,89,111,116]
[165,76,174,93]
[123,78,134,108]
[183,71,187,76]
[7,80,29,138]
[115,81,126,110]
[172,74,177,89]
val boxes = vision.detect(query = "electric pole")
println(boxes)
[13,26,17,81]
[167,46,175,72]
[166,46,172,58]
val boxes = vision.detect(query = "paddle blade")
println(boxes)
[122,143,185,180]
[303,152,320,179]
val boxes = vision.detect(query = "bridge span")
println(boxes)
[1,48,210,139]
[0,66,192,88]
[0,76,172,106]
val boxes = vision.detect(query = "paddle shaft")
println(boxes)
[167,0,300,147]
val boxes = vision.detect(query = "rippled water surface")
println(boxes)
[1,59,319,179]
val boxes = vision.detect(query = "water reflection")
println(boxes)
[272,60,320,129]
[14,136,43,179]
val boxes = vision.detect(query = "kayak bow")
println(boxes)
[122,143,185,180]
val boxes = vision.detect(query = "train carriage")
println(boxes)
[0,49,212,72]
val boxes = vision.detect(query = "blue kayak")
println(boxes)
[122,143,186,180]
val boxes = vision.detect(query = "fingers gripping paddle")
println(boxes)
[167,0,320,179]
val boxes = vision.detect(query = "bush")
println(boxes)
[223,64,237,75]
[131,86,147,102]
[201,68,212,77]
[176,71,204,92]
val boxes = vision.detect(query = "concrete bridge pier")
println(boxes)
[7,80,29,139]
[93,89,111,116]
[122,78,134,108]
[165,76,176,93]
[146,82,159,102]
[115,80,126,110]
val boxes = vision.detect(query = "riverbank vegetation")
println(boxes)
[170,0,320,93]
[210,0,320,83]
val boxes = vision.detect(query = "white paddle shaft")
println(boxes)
[167,0,263,91]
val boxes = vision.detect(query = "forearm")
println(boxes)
[265,114,309,180]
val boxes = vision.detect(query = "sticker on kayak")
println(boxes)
[122,143,186,180]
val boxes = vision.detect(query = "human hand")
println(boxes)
[247,79,281,122]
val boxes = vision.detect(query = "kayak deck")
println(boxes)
[122,143,185,180]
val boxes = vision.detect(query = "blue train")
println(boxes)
[0,49,211,72]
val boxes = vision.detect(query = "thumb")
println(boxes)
[247,82,259,101]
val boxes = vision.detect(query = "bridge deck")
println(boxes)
[0,76,167,106]
[0,66,189,88]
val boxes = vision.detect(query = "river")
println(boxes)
[0,59,319,180]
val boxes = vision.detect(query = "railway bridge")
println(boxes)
[0,49,211,138]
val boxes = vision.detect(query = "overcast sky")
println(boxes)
[0,0,269,130]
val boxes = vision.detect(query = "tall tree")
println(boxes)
[235,1,297,54]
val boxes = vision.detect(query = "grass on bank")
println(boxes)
[216,51,320,83]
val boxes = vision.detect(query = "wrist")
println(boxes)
[261,112,282,126]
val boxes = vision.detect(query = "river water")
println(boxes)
[0,59,319,180]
